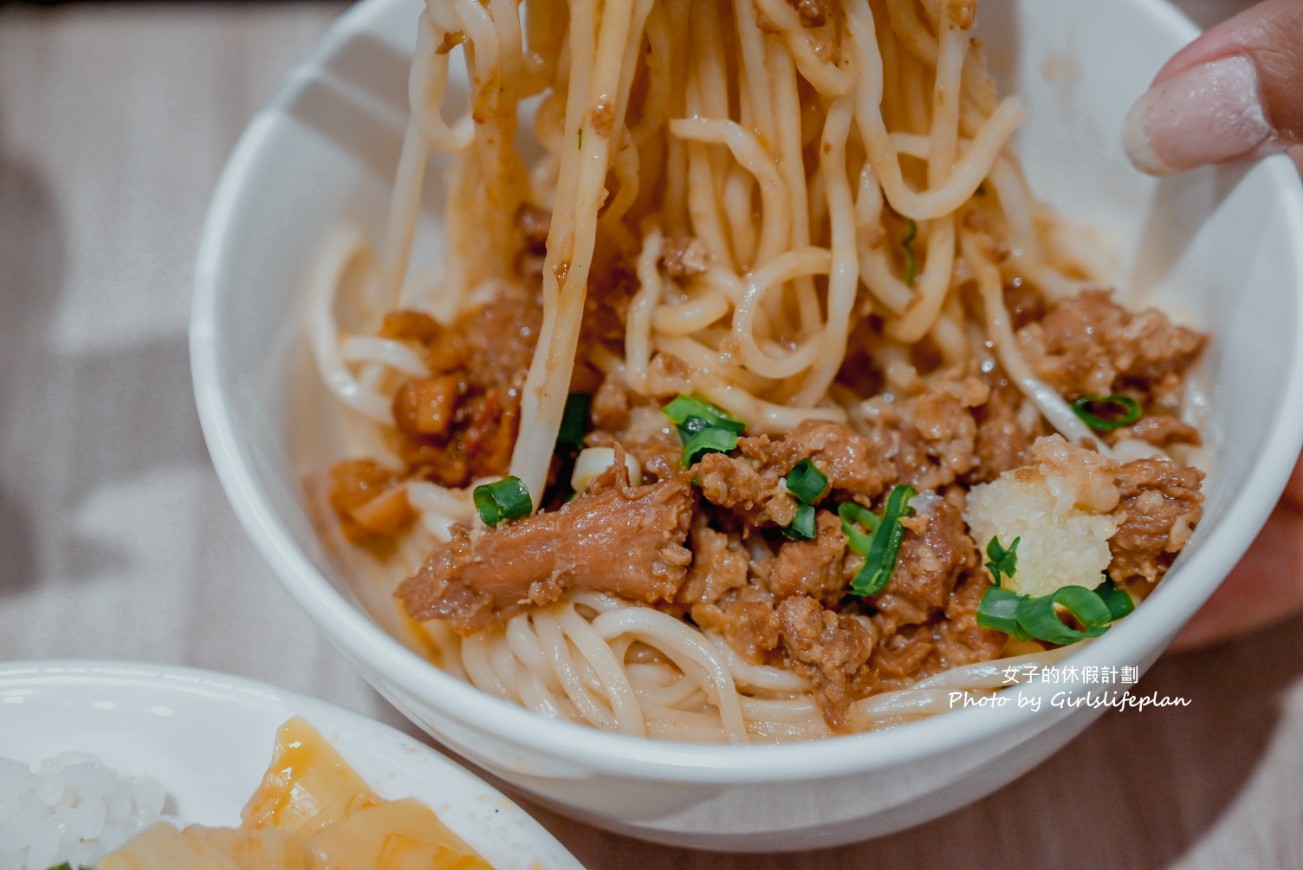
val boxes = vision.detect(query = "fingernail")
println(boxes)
[1123,54,1273,175]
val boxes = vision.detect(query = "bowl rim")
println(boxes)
[191,0,1303,783]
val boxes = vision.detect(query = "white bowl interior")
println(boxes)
[192,0,1303,848]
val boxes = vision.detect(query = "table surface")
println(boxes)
[2,1,1300,867]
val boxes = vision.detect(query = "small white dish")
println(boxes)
[0,660,582,869]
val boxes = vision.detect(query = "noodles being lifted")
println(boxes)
[316,0,1208,742]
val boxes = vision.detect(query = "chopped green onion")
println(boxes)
[681,426,740,466]
[976,586,1030,641]
[782,502,817,540]
[664,395,746,466]
[784,458,829,504]
[779,459,827,541]
[985,536,1020,587]
[976,584,1115,646]
[1015,586,1112,645]
[837,501,878,553]
[662,395,746,435]
[473,476,533,527]
[902,218,919,286]
[1095,578,1136,620]
[679,416,711,436]
[1071,395,1142,431]
[557,393,591,449]
[977,559,1127,646]
[578,127,583,150]
[844,484,915,596]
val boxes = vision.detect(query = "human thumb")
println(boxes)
[1123,0,1303,175]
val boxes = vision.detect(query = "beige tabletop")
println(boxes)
[2,1,1301,867]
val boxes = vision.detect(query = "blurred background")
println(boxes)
[2,1,1299,868]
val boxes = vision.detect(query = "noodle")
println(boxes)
[312,0,1208,742]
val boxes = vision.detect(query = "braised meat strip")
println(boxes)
[397,476,695,632]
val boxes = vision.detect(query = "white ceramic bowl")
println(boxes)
[192,0,1303,852]
[0,660,581,868]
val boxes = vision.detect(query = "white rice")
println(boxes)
[0,753,175,870]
